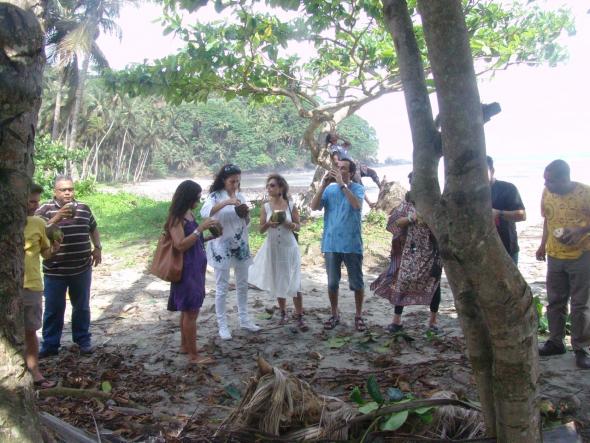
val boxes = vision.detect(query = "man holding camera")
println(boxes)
[36,176,102,358]
[310,158,367,332]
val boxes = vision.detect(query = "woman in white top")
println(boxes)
[200,164,260,340]
[249,174,307,330]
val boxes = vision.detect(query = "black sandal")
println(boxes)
[323,316,340,330]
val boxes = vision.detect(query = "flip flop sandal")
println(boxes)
[323,316,340,330]
[354,316,367,332]
[34,378,57,389]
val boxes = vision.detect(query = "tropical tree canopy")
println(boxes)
[37,69,379,182]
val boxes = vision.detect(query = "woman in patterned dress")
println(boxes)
[370,173,442,333]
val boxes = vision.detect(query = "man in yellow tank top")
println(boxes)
[536,160,590,369]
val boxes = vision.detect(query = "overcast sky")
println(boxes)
[97,0,590,162]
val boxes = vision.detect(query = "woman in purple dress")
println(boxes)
[166,180,220,365]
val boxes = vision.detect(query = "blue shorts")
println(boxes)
[324,252,364,293]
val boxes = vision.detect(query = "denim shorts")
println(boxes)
[324,252,364,292]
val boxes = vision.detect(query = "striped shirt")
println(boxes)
[35,200,98,277]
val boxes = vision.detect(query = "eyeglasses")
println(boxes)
[223,164,241,175]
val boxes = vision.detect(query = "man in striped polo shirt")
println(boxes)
[36,176,102,358]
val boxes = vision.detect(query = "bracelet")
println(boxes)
[339,184,346,190]
[192,228,200,237]
[499,210,504,219]
[94,244,102,250]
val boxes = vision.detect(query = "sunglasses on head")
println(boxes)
[223,164,241,175]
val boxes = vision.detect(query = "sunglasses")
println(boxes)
[223,164,241,175]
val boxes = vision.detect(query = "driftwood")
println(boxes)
[40,412,101,443]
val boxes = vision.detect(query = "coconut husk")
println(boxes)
[215,356,356,441]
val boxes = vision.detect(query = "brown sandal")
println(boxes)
[278,310,288,325]
[295,314,309,332]
[323,316,340,330]
[354,316,367,332]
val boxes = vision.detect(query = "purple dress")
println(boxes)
[167,219,207,312]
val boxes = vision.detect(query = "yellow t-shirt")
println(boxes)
[542,183,590,260]
[24,216,51,291]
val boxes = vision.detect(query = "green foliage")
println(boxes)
[366,375,384,405]
[109,0,573,153]
[351,377,435,432]
[33,134,93,198]
[39,72,379,181]
[534,295,570,336]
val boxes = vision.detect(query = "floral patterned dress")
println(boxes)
[371,200,441,306]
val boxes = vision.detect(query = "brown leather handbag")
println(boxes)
[150,226,183,282]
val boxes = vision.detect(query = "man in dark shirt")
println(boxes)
[36,176,102,357]
[487,156,526,263]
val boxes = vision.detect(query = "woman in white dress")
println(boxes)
[249,174,307,331]
[200,164,260,340]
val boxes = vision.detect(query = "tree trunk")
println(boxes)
[51,68,65,140]
[68,51,90,164]
[0,1,46,441]
[383,0,541,440]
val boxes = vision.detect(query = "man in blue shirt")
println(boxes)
[310,159,366,331]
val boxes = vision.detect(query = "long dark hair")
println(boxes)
[210,164,242,194]
[266,173,290,201]
[166,180,202,228]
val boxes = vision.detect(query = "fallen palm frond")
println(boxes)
[215,358,485,441]
[215,356,356,441]
[426,391,485,440]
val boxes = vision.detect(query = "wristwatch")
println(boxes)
[94,244,102,250]
[340,184,347,190]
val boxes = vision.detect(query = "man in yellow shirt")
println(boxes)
[536,160,590,369]
[24,184,60,387]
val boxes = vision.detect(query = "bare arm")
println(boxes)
[169,221,201,253]
[310,180,329,211]
[341,185,362,210]
[536,218,548,261]
[90,228,102,266]
[258,205,278,233]
[209,198,240,216]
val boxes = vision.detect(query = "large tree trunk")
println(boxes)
[383,0,540,441]
[0,0,46,441]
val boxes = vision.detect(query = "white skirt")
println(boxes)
[249,225,301,298]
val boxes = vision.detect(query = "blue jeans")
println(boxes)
[42,268,92,352]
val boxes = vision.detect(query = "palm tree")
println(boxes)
[45,0,122,159]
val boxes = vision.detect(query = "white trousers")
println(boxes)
[214,263,250,328]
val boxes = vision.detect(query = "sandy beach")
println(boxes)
[37,197,589,440]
